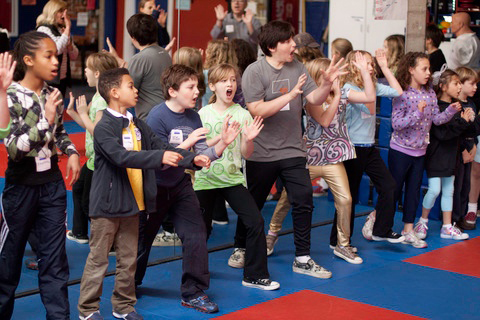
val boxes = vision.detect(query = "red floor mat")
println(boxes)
[215,290,424,320]
[404,236,480,278]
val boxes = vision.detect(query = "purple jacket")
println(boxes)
[390,86,458,156]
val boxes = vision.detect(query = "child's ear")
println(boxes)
[208,82,215,91]
[94,71,100,79]
[23,55,34,67]
[111,87,119,100]
[168,87,177,98]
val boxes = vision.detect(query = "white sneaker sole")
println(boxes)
[440,233,469,240]
[242,280,280,290]
[266,238,278,256]
[228,261,244,268]
[333,250,363,264]
[371,235,405,243]
[401,240,428,248]
[66,233,89,244]
[292,266,332,279]
[414,232,427,240]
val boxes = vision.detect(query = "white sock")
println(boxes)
[295,255,311,263]
[442,224,452,229]
[468,202,477,213]
[420,217,428,224]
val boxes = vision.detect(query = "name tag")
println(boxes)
[123,133,134,151]
[169,129,184,144]
[226,24,234,33]
[134,127,142,141]
[35,157,51,172]
[280,103,290,111]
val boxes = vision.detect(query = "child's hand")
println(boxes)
[221,115,241,145]
[214,5,228,22]
[76,95,88,115]
[351,51,368,72]
[194,155,211,168]
[461,108,475,122]
[162,151,184,167]
[185,127,209,146]
[66,154,80,186]
[242,9,254,25]
[45,89,62,125]
[417,100,427,112]
[243,116,264,141]
[66,92,75,113]
[462,149,474,164]
[157,8,167,27]
[375,48,388,69]
[289,73,306,100]
[320,54,348,85]
[0,53,16,91]
[165,37,176,53]
[64,9,71,31]
[450,101,462,112]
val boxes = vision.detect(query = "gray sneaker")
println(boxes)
[266,234,278,256]
[152,231,182,247]
[333,245,363,264]
[292,258,332,279]
[228,248,245,268]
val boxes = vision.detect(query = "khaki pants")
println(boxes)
[269,163,352,247]
[78,214,139,317]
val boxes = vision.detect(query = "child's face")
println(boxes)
[409,58,431,86]
[271,37,296,63]
[171,78,199,109]
[84,66,97,87]
[461,79,478,97]
[140,1,155,15]
[29,38,59,82]
[210,70,237,104]
[363,54,374,76]
[116,75,138,107]
[443,75,461,99]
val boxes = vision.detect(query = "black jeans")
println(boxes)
[136,174,209,299]
[71,164,93,237]
[453,157,472,223]
[388,148,425,224]
[196,185,269,279]
[237,157,313,257]
[0,180,70,320]
[331,146,397,246]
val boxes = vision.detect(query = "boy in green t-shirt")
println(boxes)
[66,52,119,243]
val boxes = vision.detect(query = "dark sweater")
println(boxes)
[425,100,468,177]
[89,110,198,218]
[428,49,447,74]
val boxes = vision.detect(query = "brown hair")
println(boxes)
[295,47,324,64]
[86,52,119,74]
[384,34,405,73]
[204,40,238,70]
[331,38,353,59]
[258,20,295,57]
[396,52,430,90]
[456,66,478,83]
[435,69,459,98]
[231,39,256,75]
[138,0,154,11]
[342,50,377,89]
[207,63,238,104]
[173,47,206,98]
[98,68,130,104]
[161,64,198,100]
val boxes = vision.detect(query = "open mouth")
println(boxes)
[226,89,233,98]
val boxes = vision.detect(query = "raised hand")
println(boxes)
[214,4,228,22]
[351,51,368,72]
[157,8,168,27]
[64,9,71,31]
[194,154,211,168]
[243,116,264,141]
[321,54,348,85]
[45,89,63,124]
[162,151,184,167]
[185,127,209,146]
[165,37,176,53]
[242,9,254,24]
[221,115,241,145]
[0,53,16,91]
[66,92,75,112]
[76,95,88,115]
[289,73,307,100]
[375,48,388,69]
[417,100,427,113]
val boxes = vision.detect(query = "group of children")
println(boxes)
[0,11,479,320]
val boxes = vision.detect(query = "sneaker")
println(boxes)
[108,247,116,256]
[333,245,363,264]
[477,209,480,218]
[329,244,358,253]
[292,258,332,279]
[24,258,38,270]
[228,248,245,268]
[372,230,405,243]
[181,294,219,313]
[67,230,89,244]
[440,224,469,240]
[457,218,475,230]
[242,277,280,290]
[465,211,477,225]
[401,230,428,248]
[152,231,182,247]
[413,221,428,240]
[79,311,104,320]
[266,234,278,256]
[112,310,143,320]
[212,219,229,225]
[362,211,376,240]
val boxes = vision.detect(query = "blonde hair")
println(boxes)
[384,34,405,73]
[174,47,206,98]
[36,0,67,27]
[456,66,479,83]
[86,52,119,74]
[332,38,353,59]
[305,58,333,99]
[207,63,238,104]
[343,50,377,89]
[204,40,238,70]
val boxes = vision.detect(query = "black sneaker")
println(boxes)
[242,277,280,290]
[457,218,475,230]
[372,230,405,243]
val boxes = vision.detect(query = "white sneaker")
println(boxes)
[152,231,182,247]
[440,224,469,240]
[413,221,428,240]
[292,258,332,279]
[333,245,363,264]
[362,211,375,240]
[242,278,280,290]
[401,230,427,248]
[228,248,245,268]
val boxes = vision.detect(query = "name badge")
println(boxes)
[169,129,184,144]
[280,103,290,111]
[134,127,142,141]
[123,133,134,151]
[226,24,234,33]
[35,157,51,172]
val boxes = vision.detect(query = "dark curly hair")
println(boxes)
[231,39,256,75]
[396,52,431,90]
[434,69,459,99]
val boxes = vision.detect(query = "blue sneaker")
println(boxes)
[181,294,219,313]
[112,310,143,320]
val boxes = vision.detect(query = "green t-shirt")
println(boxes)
[86,92,108,171]
[194,104,252,191]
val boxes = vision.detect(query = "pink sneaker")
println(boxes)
[440,224,469,240]
[413,221,428,240]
